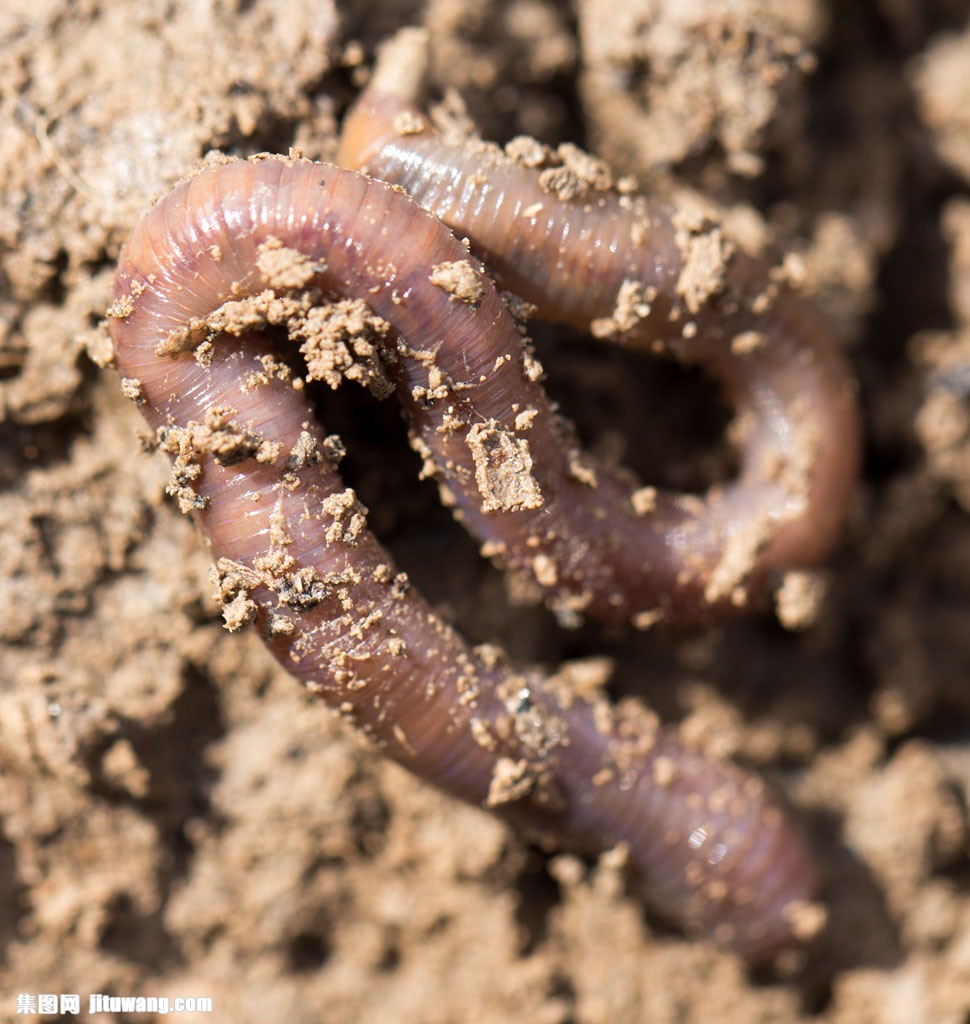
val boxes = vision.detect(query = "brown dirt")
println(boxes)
[2,1,970,1021]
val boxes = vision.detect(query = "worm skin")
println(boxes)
[337,38,861,626]
[108,158,821,958]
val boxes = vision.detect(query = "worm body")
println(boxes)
[337,31,860,625]
[108,158,821,958]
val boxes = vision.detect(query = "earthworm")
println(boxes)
[337,28,861,626]
[107,157,822,958]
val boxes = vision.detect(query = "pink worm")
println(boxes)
[107,157,821,958]
[337,46,860,627]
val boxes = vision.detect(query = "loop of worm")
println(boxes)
[108,158,822,958]
[337,29,861,627]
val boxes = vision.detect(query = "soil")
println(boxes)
[2,1,970,1022]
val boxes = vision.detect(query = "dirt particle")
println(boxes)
[547,657,614,703]
[500,291,538,325]
[153,288,317,358]
[393,109,428,136]
[631,608,664,631]
[285,430,324,471]
[630,486,657,515]
[321,488,368,544]
[702,515,777,606]
[100,739,151,800]
[429,259,485,308]
[466,421,544,513]
[514,407,538,431]
[504,135,549,168]
[485,757,539,807]
[775,570,828,631]
[256,237,320,290]
[105,292,135,321]
[537,142,614,200]
[652,756,677,788]
[566,448,598,488]
[265,614,296,638]
[532,553,558,587]
[783,899,829,943]
[154,426,205,513]
[244,352,294,390]
[591,279,654,338]
[732,330,766,355]
[672,204,734,314]
[521,343,545,383]
[120,377,145,405]
[210,560,259,628]
[296,298,395,398]
[221,591,259,632]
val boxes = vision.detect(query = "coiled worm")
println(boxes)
[337,28,861,627]
[107,156,823,958]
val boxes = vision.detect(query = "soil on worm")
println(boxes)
[2,0,970,1021]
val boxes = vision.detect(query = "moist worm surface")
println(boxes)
[337,37,860,626]
[107,157,823,958]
